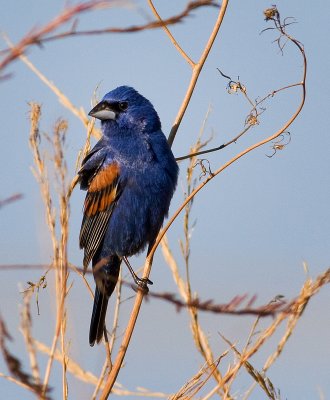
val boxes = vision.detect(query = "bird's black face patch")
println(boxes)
[89,101,129,120]
[105,101,128,114]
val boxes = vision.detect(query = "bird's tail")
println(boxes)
[89,255,121,346]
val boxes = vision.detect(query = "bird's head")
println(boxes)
[88,86,161,134]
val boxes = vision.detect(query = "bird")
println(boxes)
[78,86,178,346]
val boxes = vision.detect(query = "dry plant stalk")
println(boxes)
[148,0,229,146]
[20,290,41,387]
[0,193,23,209]
[169,356,225,400]
[0,0,217,75]
[161,109,232,398]
[34,338,168,397]
[29,103,71,399]
[0,316,50,399]
[0,3,319,400]
[99,3,230,397]
[218,270,330,399]
[147,6,307,274]
[100,4,308,399]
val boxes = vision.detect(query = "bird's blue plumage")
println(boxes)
[79,86,178,345]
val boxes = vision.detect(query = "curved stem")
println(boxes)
[148,0,194,66]
[168,0,229,146]
[152,80,306,259]
[99,275,148,400]
[176,125,251,161]
[152,27,307,261]
[99,4,229,397]
[98,4,307,399]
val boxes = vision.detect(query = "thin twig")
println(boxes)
[167,115,230,396]
[168,0,229,146]
[35,340,168,397]
[221,268,329,388]
[99,278,148,399]
[0,318,49,399]
[149,18,307,263]
[0,0,217,74]
[0,373,39,393]
[0,193,23,209]
[100,19,306,396]
[99,5,229,396]
[148,0,194,67]
[175,125,251,161]
[20,291,41,386]
[162,236,230,397]
[39,1,218,44]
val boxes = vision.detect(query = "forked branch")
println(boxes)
[99,2,230,398]
[100,6,307,398]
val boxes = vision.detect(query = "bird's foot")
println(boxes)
[123,256,153,293]
[132,276,153,294]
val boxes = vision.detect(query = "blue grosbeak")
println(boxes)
[79,86,178,346]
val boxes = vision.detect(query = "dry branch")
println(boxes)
[0,194,23,209]
[0,317,51,399]
[0,0,217,75]
[0,4,314,400]
[99,3,230,397]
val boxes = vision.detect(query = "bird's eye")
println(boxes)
[118,102,128,111]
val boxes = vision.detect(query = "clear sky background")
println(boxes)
[1,1,330,399]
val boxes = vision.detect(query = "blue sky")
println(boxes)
[1,1,330,398]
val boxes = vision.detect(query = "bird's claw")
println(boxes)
[132,277,153,294]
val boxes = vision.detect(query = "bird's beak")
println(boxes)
[88,101,116,120]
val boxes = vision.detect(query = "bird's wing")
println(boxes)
[79,156,121,273]
[78,140,107,190]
